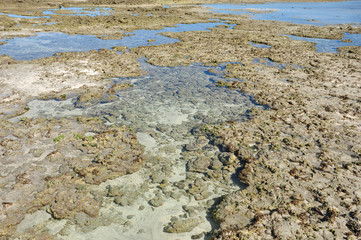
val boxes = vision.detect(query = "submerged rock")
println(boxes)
[164,217,202,233]
[218,152,237,166]
[149,192,165,207]
[185,136,209,151]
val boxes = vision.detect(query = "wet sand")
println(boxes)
[0,0,360,239]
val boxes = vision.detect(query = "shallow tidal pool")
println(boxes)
[0,21,232,60]
[12,59,263,239]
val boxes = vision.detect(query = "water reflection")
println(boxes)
[250,42,271,49]
[0,7,113,19]
[285,33,361,53]
[42,7,113,17]
[205,1,361,26]
[0,22,231,60]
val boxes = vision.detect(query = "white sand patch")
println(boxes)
[9,98,83,122]
[16,210,51,233]
[136,132,158,153]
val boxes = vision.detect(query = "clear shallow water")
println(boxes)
[254,57,303,69]
[12,60,261,239]
[286,33,361,53]
[205,1,361,26]
[42,7,113,17]
[0,13,45,19]
[14,59,259,124]
[250,42,271,49]
[205,2,361,53]
[0,7,112,19]
[0,22,230,60]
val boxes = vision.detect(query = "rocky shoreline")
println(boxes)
[1,0,360,239]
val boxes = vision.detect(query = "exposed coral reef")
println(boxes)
[0,117,144,237]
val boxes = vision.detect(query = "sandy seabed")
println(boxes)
[0,0,360,239]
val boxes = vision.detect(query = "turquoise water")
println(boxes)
[205,1,361,26]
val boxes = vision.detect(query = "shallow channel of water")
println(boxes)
[285,33,361,53]
[0,21,232,60]
[0,7,113,19]
[42,7,113,17]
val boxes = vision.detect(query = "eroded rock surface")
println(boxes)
[0,117,144,238]
[0,0,360,239]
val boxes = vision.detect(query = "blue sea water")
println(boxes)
[205,1,361,26]
[285,33,361,53]
[205,1,361,53]
[1,2,360,59]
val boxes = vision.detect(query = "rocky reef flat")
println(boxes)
[0,0,360,239]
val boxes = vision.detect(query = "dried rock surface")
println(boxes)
[0,0,360,239]
[0,117,144,237]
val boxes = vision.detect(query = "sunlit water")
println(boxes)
[205,2,361,53]
[12,59,262,239]
[285,33,361,53]
[42,7,113,17]
[0,7,112,19]
[2,2,360,238]
[0,22,232,60]
[205,1,361,26]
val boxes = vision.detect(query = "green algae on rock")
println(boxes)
[0,117,144,238]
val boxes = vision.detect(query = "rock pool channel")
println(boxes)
[12,59,264,239]
[1,1,360,239]
[0,21,233,60]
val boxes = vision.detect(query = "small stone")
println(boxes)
[210,159,223,170]
[185,136,209,151]
[124,221,132,227]
[218,152,237,165]
[170,216,178,222]
[191,233,204,239]
[187,156,211,172]
[164,217,202,233]
[149,193,165,207]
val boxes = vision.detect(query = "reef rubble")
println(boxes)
[0,0,360,239]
